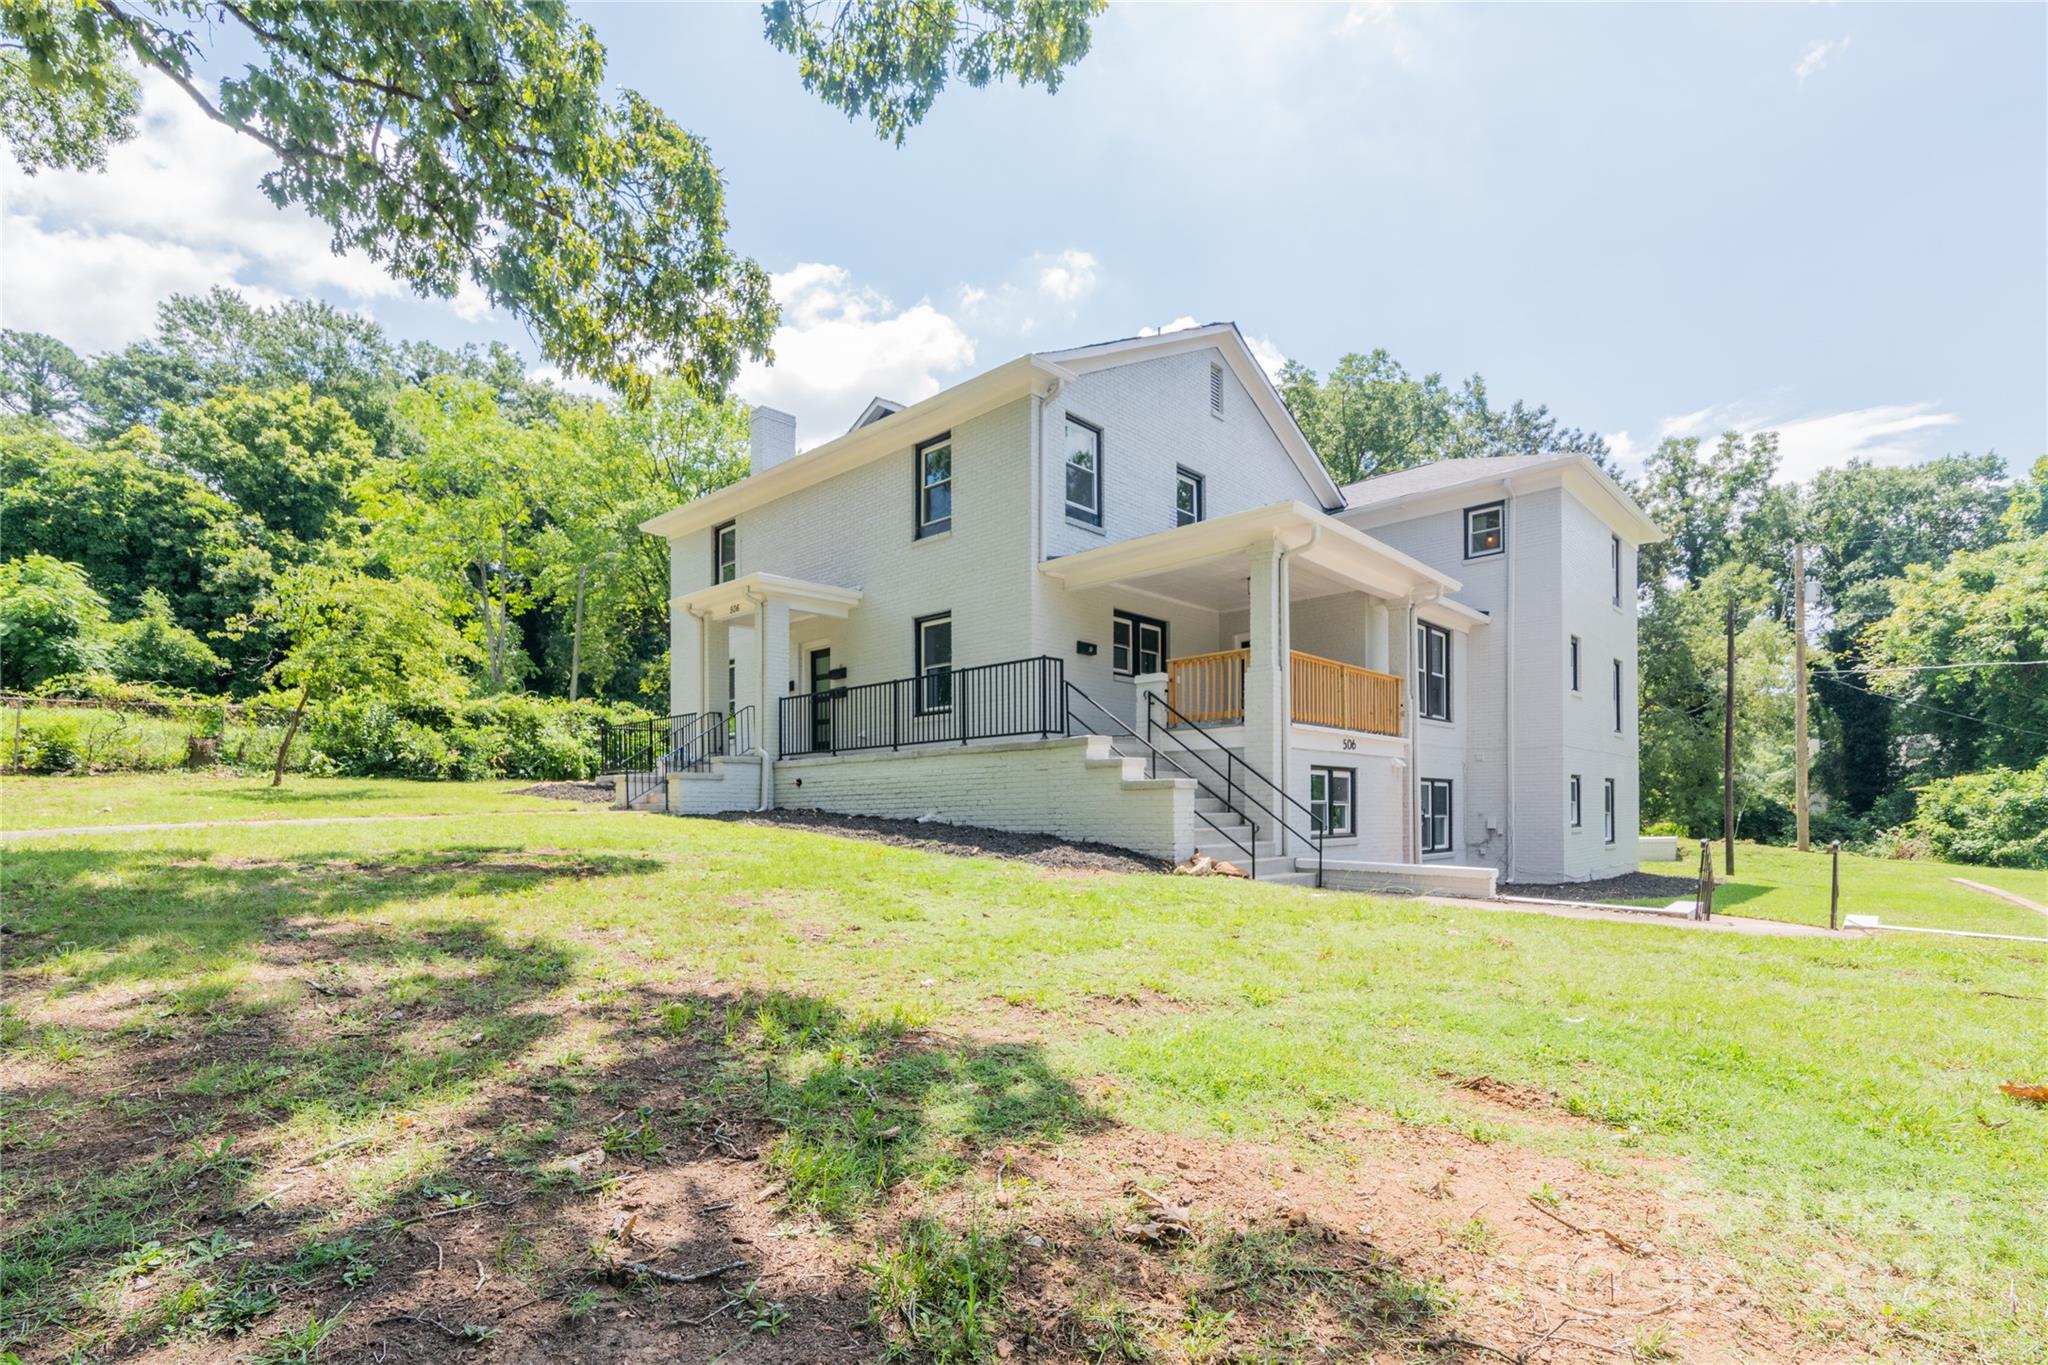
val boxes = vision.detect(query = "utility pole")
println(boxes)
[1793,543,1810,852]
[569,562,588,703]
[1723,601,1737,876]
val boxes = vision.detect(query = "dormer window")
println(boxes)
[1464,502,1504,559]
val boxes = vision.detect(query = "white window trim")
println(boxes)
[1603,778,1617,844]
[1063,416,1103,527]
[914,612,953,715]
[1175,466,1205,526]
[1569,774,1582,829]
[713,520,737,585]
[1420,777,1454,855]
[1463,501,1505,560]
[915,434,953,539]
[1612,658,1625,733]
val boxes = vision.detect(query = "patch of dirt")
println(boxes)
[512,780,615,804]
[1500,869,1699,904]
[712,809,1170,874]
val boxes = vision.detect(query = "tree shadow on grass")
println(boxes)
[0,842,662,987]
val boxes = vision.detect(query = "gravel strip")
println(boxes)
[1498,869,1700,904]
[511,780,615,804]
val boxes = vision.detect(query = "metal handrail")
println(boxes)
[1146,693,1325,889]
[780,655,1063,758]
[670,706,754,772]
[1063,682,1258,878]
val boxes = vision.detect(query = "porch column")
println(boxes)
[1367,600,1391,673]
[1243,537,1286,827]
[670,598,704,720]
[755,596,793,764]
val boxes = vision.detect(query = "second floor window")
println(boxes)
[916,435,952,538]
[1416,622,1451,721]
[1175,467,1205,526]
[1570,635,1582,691]
[1613,658,1624,732]
[1465,502,1504,558]
[1611,534,1623,606]
[1064,417,1102,526]
[713,520,736,584]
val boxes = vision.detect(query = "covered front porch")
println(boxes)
[1163,645,1402,735]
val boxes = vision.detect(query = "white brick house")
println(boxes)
[630,324,1662,893]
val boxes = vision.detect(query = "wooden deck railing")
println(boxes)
[1165,647,1247,722]
[1289,651,1402,735]
[1163,647,1402,736]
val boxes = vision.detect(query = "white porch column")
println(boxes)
[1243,537,1286,829]
[702,617,732,715]
[755,597,793,768]
[669,596,704,720]
[1367,600,1391,673]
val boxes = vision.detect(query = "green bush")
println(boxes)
[0,554,111,689]
[295,692,645,781]
[1889,760,2048,869]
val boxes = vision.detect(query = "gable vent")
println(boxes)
[1208,361,1225,418]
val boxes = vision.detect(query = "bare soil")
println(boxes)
[1499,870,1700,905]
[511,780,615,804]
[710,809,1171,875]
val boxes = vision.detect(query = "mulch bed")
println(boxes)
[512,780,615,804]
[710,809,1170,875]
[1498,869,1699,904]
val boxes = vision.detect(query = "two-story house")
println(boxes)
[625,323,1661,895]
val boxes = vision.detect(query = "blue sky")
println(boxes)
[3,3,2041,482]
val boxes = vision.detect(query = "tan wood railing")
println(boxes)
[1166,647,1247,722]
[1290,651,1402,735]
[1164,647,1402,736]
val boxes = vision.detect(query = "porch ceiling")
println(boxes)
[1038,501,1460,610]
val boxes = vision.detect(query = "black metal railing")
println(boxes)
[779,655,1064,758]
[1063,682,1260,878]
[602,713,694,776]
[672,706,754,772]
[1145,693,1326,888]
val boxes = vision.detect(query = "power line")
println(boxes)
[1818,673,2048,746]
[1814,660,2048,676]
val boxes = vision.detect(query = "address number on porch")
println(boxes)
[1341,738,1357,750]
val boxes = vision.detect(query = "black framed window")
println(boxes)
[1612,658,1624,732]
[1064,417,1102,525]
[1111,610,1168,678]
[1464,501,1504,558]
[1416,622,1451,721]
[914,613,953,714]
[1611,534,1623,606]
[1310,766,1355,837]
[1175,467,1205,526]
[1420,778,1453,854]
[712,521,737,584]
[916,435,952,538]
[1569,775,1582,828]
[1603,778,1617,844]
[1569,636,1581,691]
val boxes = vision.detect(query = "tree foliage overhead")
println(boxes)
[2,0,1103,402]
[764,0,1105,145]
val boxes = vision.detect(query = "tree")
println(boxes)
[1277,349,1610,486]
[1636,433,1782,589]
[358,379,541,692]
[1862,534,2048,776]
[249,563,476,785]
[160,383,375,548]
[0,554,112,689]
[764,0,1105,146]
[4,1,1100,400]
[109,587,224,689]
[0,329,90,425]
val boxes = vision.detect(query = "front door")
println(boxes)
[808,648,834,751]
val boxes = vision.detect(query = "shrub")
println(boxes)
[0,554,111,689]
[1888,760,2048,869]
[109,589,224,690]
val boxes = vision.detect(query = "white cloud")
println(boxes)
[1604,429,1645,471]
[1795,36,1850,84]
[0,70,485,351]
[1244,332,1288,383]
[1654,398,1961,483]
[736,263,975,447]
[957,248,1100,335]
[1137,316,1200,336]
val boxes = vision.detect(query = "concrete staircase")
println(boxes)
[1104,737,1315,884]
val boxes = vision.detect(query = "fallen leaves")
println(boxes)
[1999,1081,2048,1104]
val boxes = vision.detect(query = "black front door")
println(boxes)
[809,648,833,751]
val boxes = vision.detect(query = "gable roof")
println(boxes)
[641,323,1340,537]
[848,397,904,432]
[1339,453,1664,544]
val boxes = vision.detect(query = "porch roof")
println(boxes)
[672,571,863,623]
[1037,501,1470,612]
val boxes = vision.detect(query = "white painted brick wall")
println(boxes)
[669,757,763,815]
[771,737,1194,862]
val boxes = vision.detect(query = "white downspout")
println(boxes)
[742,586,773,810]
[1498,477,1517,882]
[1404,594,1419,863]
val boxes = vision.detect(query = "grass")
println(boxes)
[1636,837,2048,935]
[0,772,587,830]
[2,779,2044,1360]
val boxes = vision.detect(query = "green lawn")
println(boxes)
[3,781,2044,1361]
[0,772,589,830]
[1635,838,2048,937]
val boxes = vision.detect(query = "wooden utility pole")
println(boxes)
[1723,602,1737,875]
[569,562,588,703]
[1793,543,1810,852]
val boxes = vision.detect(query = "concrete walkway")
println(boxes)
[1409,891,1849,938]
